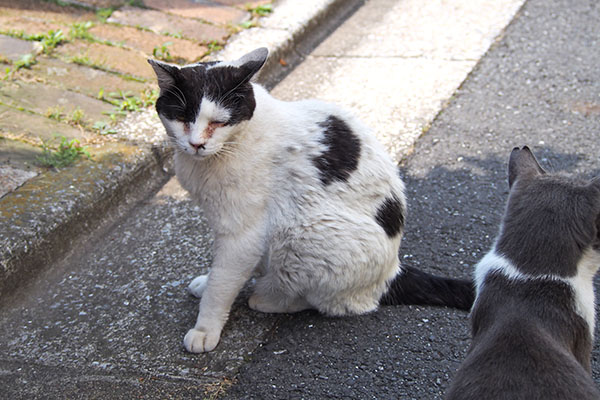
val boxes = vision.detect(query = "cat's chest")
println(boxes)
[175,153,271,228]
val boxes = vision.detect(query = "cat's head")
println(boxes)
[148,47,268,158]
[500,146,600,275]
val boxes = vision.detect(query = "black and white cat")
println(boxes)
[446,146,600,399]
[149,48,473,353]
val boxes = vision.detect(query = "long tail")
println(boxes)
[380,265,475,311]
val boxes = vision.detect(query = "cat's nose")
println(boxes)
[189,141,205,151]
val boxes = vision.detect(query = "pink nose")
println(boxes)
[190,142,205,151]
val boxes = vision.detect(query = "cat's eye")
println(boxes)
[209,121,225,127]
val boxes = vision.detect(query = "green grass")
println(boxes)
[70,21,94,40]
[40,29,66,54]
[207,40,223,53]
[92,121,117,135]
[36,136,91,168]
[152,42,173,62]
[0,28,66,54]
[67,107,87,126]
[163,31,182,39]
[247,4,272,17]
[96,7,114,22]
[45,106,65,122]
[14,54,37,70]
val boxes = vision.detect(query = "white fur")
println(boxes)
[568,248,600,335]
[170,84,406,352]
[475,247,600,337]
[188,274,209,298]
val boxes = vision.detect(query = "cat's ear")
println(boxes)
[232,47,269,83]
[148,59,178,91]
[508,146,546,188]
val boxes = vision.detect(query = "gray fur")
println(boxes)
[447,146,600,400]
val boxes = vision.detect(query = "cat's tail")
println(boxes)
[380,265,475,311]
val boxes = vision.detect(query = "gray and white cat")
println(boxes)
[149,48,473,353]
[446,146,600,399]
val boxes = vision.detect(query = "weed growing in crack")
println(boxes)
[152,42,173,62]
[70,21,95,41]
[36,136,91,168]
[45,106,65,122]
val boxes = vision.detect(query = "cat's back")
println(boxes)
[447,300,599,400]
[264,93,403,194]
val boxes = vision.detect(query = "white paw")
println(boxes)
[183,327,221,353]
[188,274,209,298]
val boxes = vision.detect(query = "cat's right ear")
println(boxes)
[234,47,269,82]
[508,146,546,188]
[148,59,178,91]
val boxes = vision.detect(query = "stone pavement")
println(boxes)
[1,0,562,398]
[0,0,285,299]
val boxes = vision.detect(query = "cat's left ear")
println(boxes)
[508,146,546,188]
[231,47,269,83]
[148,59,179,91]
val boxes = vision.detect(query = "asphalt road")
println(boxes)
[1,0,599,399]
[226,0,600,398]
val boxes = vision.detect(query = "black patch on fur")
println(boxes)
[313,115,361,185]
[375,193,405,237]
[155,65,206,125]
[446,272,599,400]
[204,66,256,125]
[380,265,475,311]
[154,62,261,128]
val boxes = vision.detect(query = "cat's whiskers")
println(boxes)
[165,86,187,108]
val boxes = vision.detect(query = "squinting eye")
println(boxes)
[209,121,225,126]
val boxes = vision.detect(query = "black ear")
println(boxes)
[148,59,178,91]
[232,47,269,84]
[508,146,546,188]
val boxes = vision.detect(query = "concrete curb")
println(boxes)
[0,144,172,298]
[212,0,366,89]
[0,0,365,298]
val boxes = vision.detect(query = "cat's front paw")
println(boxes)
[188,274,209,298]
[183,327,221,353]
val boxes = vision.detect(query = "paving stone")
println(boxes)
[0,138,40,198]
[64,0,130,7]
[56,41,155,80]
[0,13,64,37]
[0,6,94,34]
[0,0,92,15]
[89,24,207,62]
[22,57,149,100]
[107,6,230,43]
[0,104,92,144]
[0,35,37,62]
[0,80,114,126]
[213,0,270,7]
[0,136,41,170]
[0,165,38,199]
[143,0,248,25]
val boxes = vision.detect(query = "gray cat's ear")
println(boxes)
[508,146,546,188]
[234,47,269,81]
[148,59,178,90]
